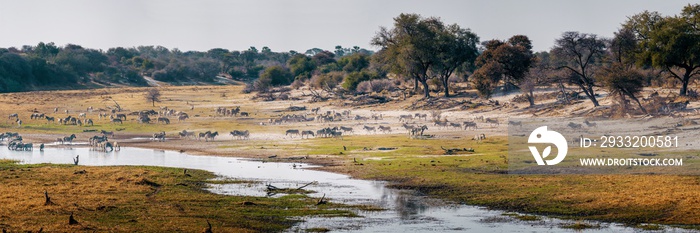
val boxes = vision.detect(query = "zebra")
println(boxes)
[179,130,196,139]
[339,126,354,135]
[204,131,218,142]
[363,126,376,134]
[378,126,392,134]
[485,118,500,126]
[433,120,448,129]
[111,118,123,124]
[230,130,250,140]
[508,121,522,128]
[463,121,478,130]
[198,131,211,140]
[410,125,428,137]
[583,120,597,127]
[286,129,300,138]
[157,117,170,124]
[101,130,114,138]
[402,123,416,132]
[301,130,315,139]
[152,131,166,142]
[568,122,583,129]
[178,115,189,122]
[63,134,77,144]
[473,133,486,142]
[399,114,413,122]
[331,131,343,140]
[354,115,369,121]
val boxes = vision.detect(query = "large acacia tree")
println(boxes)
[372,13,478,98]
[624,4,700,96]
[432,24,480,97]
[472,35,535,101]
[552,31,607,107]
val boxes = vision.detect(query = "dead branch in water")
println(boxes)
[296,181,317,190]
[316,194,327,205]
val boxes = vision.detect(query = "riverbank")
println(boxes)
[2,85,700,230]
[0,159,356,232]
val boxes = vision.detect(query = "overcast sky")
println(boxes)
[0,0,693,53]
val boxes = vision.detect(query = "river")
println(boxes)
[0,146,693,232]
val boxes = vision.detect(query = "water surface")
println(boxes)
[0,146,693,232]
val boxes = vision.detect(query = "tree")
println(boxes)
[472,35,535,100]
[287,54,316,80]
[552,31,607,107]
[258,66,293,87]
[145,88,161,107]
[601,63,647,114]
[624,4,700,96]
[338,53,370,73]
[304,48,323,56]
[432,24,480,97]
[311,51,335,66]
[372,13,443,98]
[334,45,345,57]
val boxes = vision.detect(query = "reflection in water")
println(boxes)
[0,146,693,233]
[393,192,429,220]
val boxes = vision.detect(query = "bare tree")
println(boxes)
[145,88,161,107]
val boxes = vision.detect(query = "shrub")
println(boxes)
[356,79,396,93]
[251,66,293,92]
[310,71,344,90]
[342,71,371,91]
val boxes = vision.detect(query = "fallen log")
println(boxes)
[440,146,475,155]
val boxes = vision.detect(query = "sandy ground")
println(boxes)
[1,84,699,163]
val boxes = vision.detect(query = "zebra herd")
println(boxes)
[285,127,348,140]
[175,130,226,141]
[1,132,40,151]
[89,133,119,152]
[216,106,249,117]
[7,105,192,129]
[2,132,24,150]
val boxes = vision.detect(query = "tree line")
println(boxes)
[373,4,698,109]
[0,42,372,92]
[0,4,697,109]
